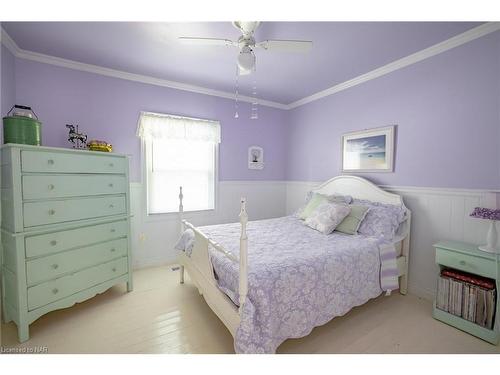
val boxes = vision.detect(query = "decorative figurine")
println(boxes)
[66,124,87,149]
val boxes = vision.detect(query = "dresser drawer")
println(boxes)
[25,220,128,258]
[435,248,496,279]
[27,257,128,311]
[23,195,126,227]
[21,150,126,174]
[27,238,128,285]
[22,174,127,200]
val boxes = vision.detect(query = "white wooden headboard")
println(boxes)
[313,175,411,295]
[313,175,406,208]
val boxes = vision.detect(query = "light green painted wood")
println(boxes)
[435,248,497,279]
[433,304,499,344]
[25,220,128,258]
[434,241,499,261]
[433,241,500,345]
[1,146,24,233]
[26,274,129,325]
[27,257,128,310]
[1,231,17,272]
[23,195,126,227]
[22,174,127,199]
[26,238,128,285]
[1,144,133,342]
[21,149,127,174]
[3,267,18,311]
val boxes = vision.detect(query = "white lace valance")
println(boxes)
[137,111,221,143]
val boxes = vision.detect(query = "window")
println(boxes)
[137,112,220,214]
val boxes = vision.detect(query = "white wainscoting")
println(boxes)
[286,181,498,301]
[129,181,287,269]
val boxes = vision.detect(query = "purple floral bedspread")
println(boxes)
[197,215,392,354]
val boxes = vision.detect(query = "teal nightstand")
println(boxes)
[433,241,499,345]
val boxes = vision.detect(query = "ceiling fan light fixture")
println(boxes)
[237,47,256,72]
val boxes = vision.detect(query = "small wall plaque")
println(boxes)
[248,146,264,170]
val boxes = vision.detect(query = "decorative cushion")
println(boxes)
[305,202,352,234]
[353,199,407,240]
[296,191,352,220]
[304,190,352,205]
[334,205,370,235]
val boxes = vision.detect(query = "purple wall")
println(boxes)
[7,30,500,191]
[14,59,287,182]
[286,31,500,190]
[1,45,16,128]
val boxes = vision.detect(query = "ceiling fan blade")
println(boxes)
[178,37,237,47]
[255,39,312,52]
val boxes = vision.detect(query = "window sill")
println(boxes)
[144,208,217,223]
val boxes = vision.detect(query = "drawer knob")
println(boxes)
[109,163,114,167]
[48,184,55,190]
[48,209,56,216]
[110,228,116,233]
[47,159,55,165]
[109,204,114,208]
[112,267,117,272]
[108,183,114,188]
[459,260,466,265]
[110,248,116,252]
[52,264,59,270]
[50,240,57,246]
[52,288,59,294]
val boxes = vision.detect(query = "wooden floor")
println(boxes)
[2,265,499,354]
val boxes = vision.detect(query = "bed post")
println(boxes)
[400,212,411,295]
[238,198,248,314]
[179,186,185,284]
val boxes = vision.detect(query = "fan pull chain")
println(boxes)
[251,77,258,120]
[234,66,239,119]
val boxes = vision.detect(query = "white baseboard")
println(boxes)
[132,255,176,270]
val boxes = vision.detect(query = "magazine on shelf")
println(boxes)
[436,268,496,330]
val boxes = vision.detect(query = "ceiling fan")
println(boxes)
[178,21,313,75]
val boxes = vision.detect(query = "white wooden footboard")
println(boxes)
[176,186,248,337]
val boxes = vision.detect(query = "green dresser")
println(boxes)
[433,241,499,344]
[1,144,133,342]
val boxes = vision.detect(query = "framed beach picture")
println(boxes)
[341,125,395,173]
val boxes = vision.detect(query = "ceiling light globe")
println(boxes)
[237,50,255,72]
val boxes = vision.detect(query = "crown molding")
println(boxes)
[3,23,500,111]
[1,27,21,56]
[0,28,287,110]
[287,22,500,109]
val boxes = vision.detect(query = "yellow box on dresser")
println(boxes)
[1,144,133,342]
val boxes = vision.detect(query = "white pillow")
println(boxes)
[305,202,351,234]
[294,191,352,219]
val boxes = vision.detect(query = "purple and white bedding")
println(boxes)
[354,198,407,240]
[189,215,399,354]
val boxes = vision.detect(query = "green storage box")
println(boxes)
[3,105,42,146]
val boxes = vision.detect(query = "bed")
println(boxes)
[175,175,411,353]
